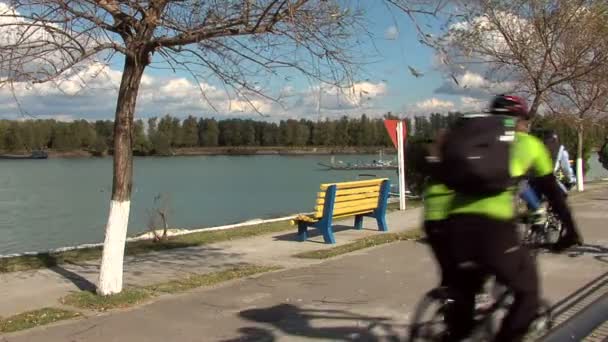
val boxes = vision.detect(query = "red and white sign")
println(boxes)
[383,119,407,148]
[384,119,408,210]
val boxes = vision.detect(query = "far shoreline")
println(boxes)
[12,146,398,159]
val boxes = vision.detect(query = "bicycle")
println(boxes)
[519,177,570,250]
[520,204,564,249]
[408,265,553,341]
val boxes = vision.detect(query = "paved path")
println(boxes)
[2,184,607,341]
[0,198,423,317]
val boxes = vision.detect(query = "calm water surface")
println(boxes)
[1,154,606,255]
[0,154,400,254]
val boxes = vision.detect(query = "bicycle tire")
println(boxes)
[408,287,451,341]
[544,206,564,244]
[482,295,554,341]
[525,299,554,340]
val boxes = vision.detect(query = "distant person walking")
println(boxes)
[598,136,608,171]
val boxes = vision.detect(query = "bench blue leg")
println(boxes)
[376,215,388,232]
[297,222,309,241]
[375,179,390,232]
[319,217,336,244]
[354,215,364,230]
[319,185,337,244]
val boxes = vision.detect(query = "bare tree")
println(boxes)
[546,69,608,190]
[0,0,368,295]
[147,193,171,242]
[539,2,608,190]
[428,0,608,115]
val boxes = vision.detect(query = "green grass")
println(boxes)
[0,199,424,274]
[146,265,282,294]
[61,264,281,311]
[61,288,155,312]
[0,308,81,333]
[293,229,423,259]
[0,220,293,273]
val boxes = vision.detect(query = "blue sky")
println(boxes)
[0,1,489,121]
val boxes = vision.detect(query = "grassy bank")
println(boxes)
[293,229,423,259]
[61,265,280,311]
[0,220,294,273]
[0,199,420,274]
[0,308,82,333]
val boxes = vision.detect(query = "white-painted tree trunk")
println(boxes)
[576,128,584,192]
[97,200,131,295]
[576,157,584,192]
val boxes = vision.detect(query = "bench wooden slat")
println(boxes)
[314,198,379,214]
[332,210,374,220]
[315,203,378,218]
[317,185,380,198]
[316,192,379,205]
[319,178,387,190]
[294,209,375,224]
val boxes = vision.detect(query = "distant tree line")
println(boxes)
[0,112,605,157]
[0,114,399,155]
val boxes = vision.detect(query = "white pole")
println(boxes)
[576,156,584,192]
[396,121,406,210]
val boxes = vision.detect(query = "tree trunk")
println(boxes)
[528,95,542,118]
[98,55,146,296]
[576,126,584,192]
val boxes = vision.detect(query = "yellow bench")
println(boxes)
[292,178,391,244]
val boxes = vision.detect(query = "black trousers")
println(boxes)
[423,219,453,286]
[426,214,540,342]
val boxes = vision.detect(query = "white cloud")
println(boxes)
[281,81,388,118]
[411,98,455,113]
[459,96,486,112]
[0,58,309,119]
[385,26,399,40]
[434,71,515,99]
[15,114,76,122]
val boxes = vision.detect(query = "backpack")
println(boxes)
[437,114,517,195]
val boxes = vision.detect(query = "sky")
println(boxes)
[0,1,492,122]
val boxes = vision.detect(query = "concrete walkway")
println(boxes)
[2,184,607,341]
[0,199,424,317]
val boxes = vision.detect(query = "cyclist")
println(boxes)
[599,136,608,170]
[519,129,576,223]
[435,95,582,342]
[410,131,455,287]
[540,129,577,189]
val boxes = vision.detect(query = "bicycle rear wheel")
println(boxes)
[544,207,563,244]
[409,287,451,341]
[525,299,553,340]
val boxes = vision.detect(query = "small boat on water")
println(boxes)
[317,160,397,170]
[318,152,397,170]
[0,150,48,160]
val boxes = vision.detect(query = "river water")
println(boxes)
[0,154,399,255]
[1,154,606,255]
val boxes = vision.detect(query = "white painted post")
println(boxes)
[576,156,584,192]
[396,121,406,210]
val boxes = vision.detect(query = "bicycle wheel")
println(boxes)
[544,207,563,244]
[409,287,451,341]
[525,299,553,341]
[482,295,553,341]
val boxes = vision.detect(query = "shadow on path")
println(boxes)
[224,303,404,341]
